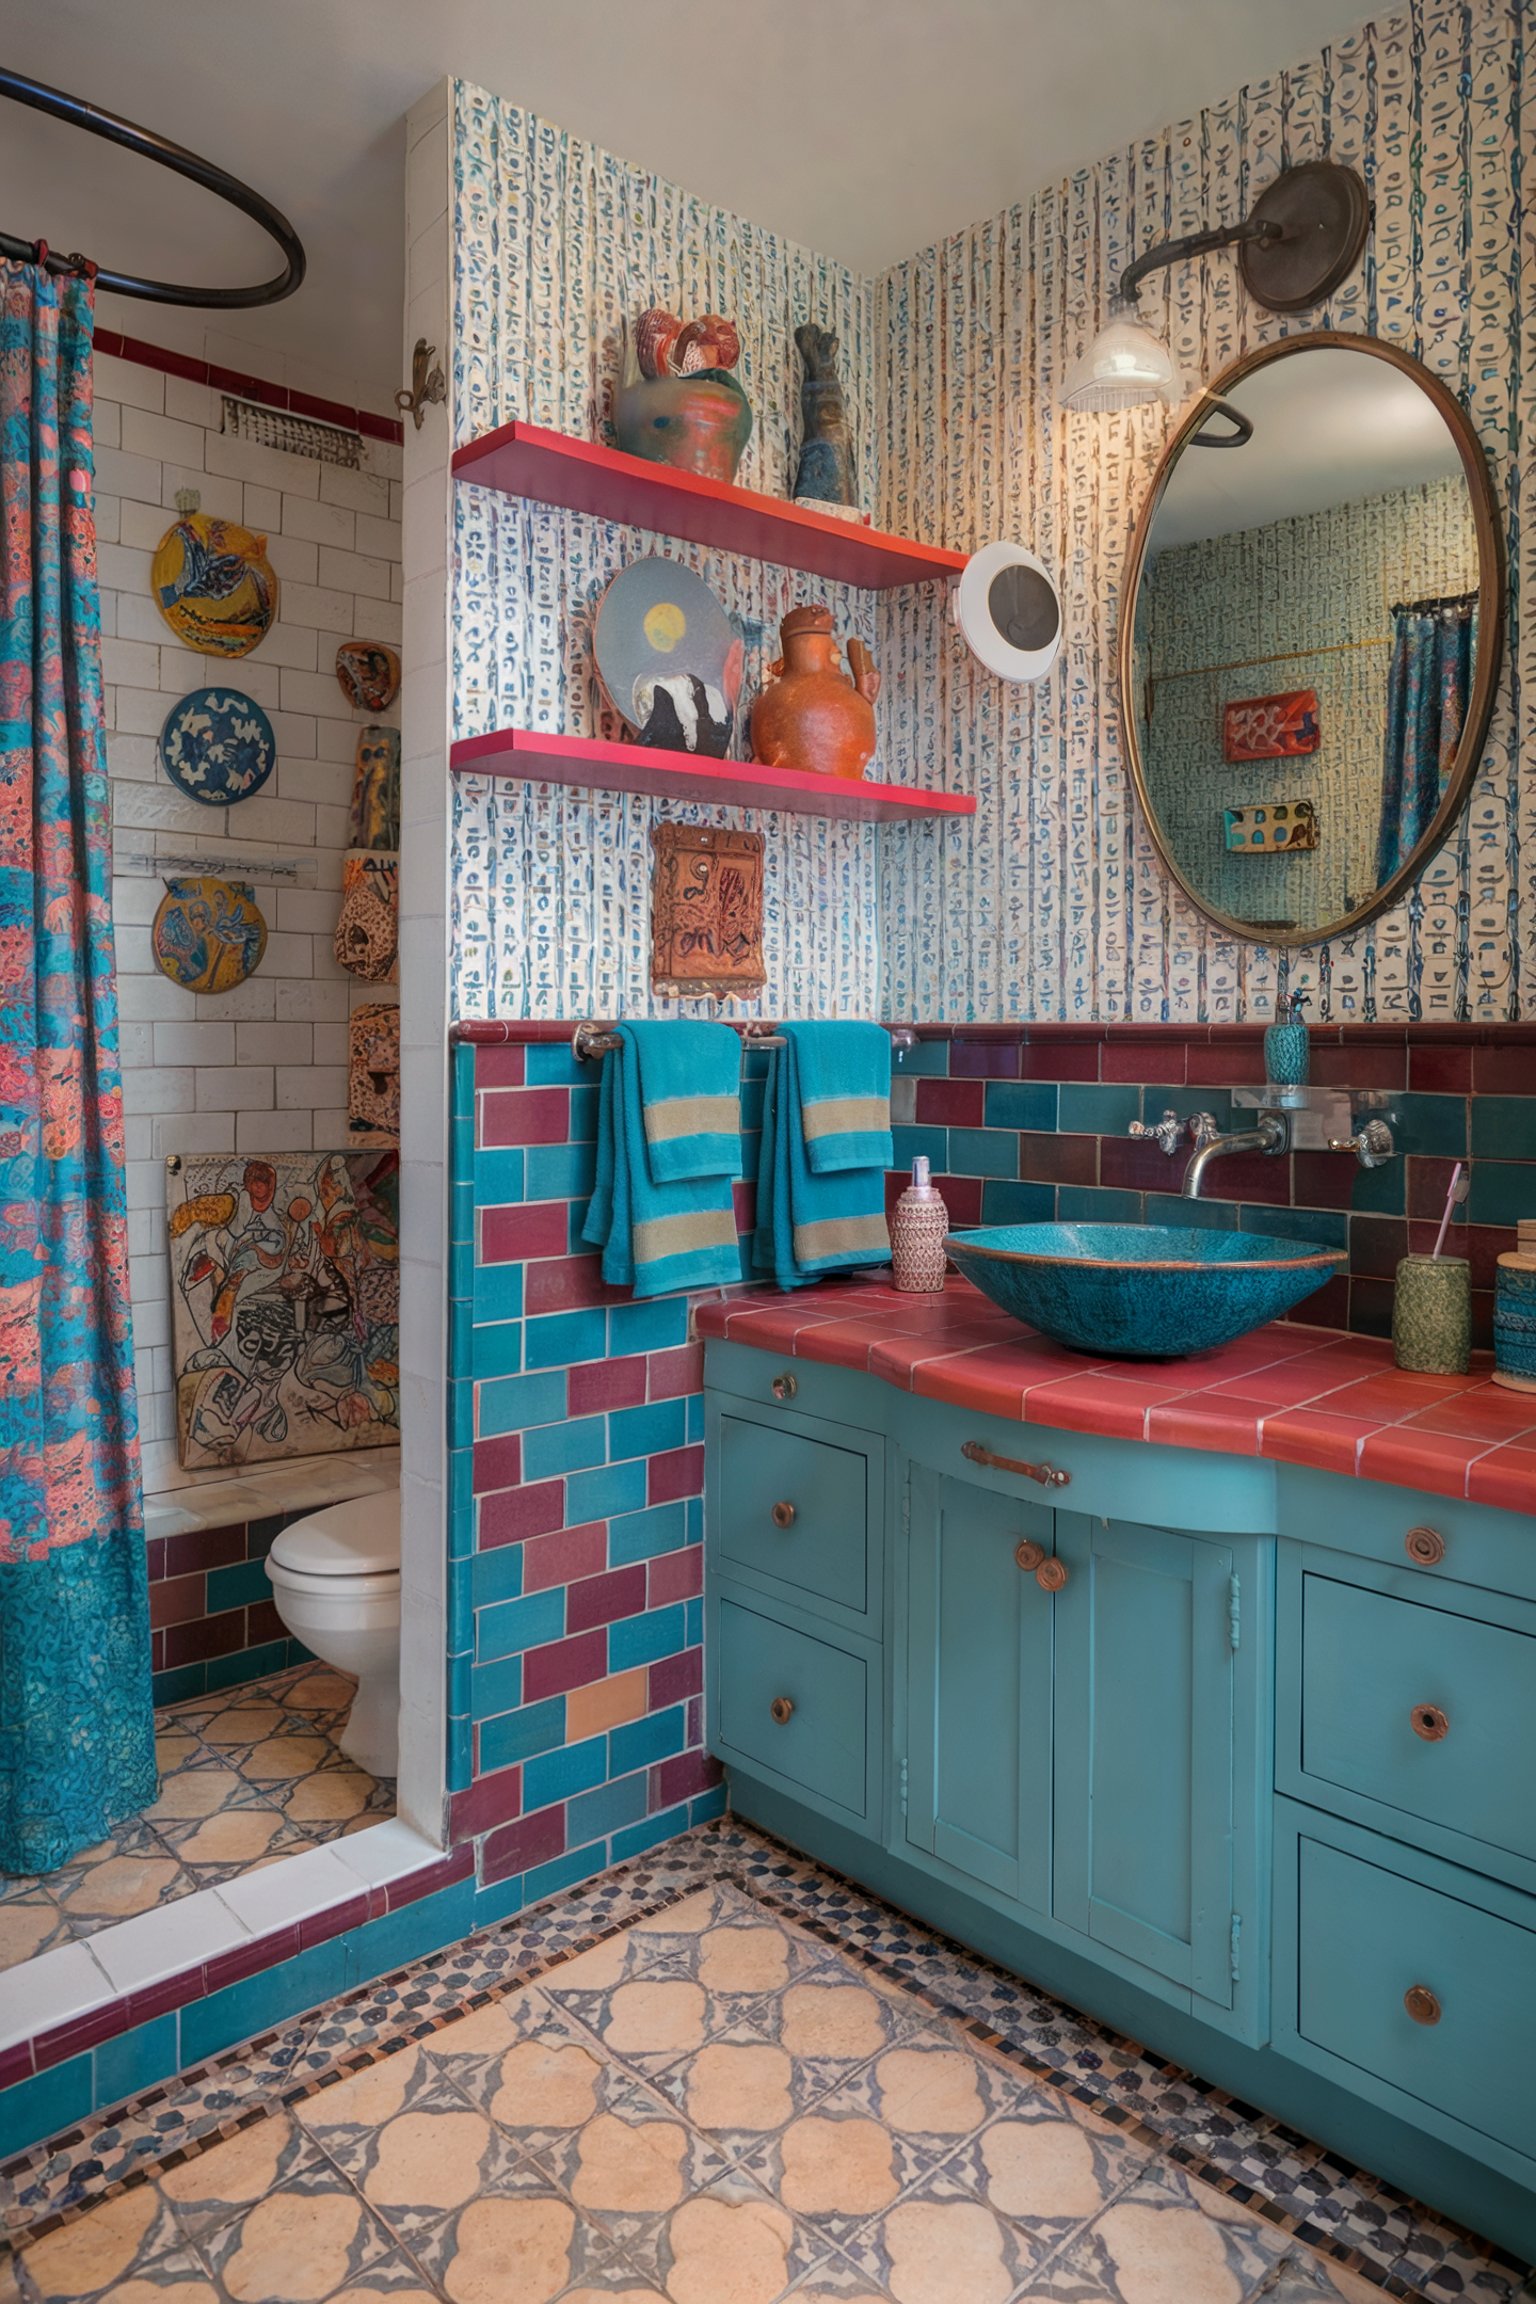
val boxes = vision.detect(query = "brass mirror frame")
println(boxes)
[1118,330,1506,948]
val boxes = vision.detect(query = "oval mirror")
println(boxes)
[1121,332,1504,946]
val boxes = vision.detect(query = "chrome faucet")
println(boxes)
[1181,1109,1289,1199]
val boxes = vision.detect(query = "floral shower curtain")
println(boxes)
[0,259,156,1873]
[1374,595,1477,886]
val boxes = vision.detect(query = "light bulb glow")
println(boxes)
[1061,314,1181,414]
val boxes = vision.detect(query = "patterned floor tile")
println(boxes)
[12,2185,186,2303]
[406,2185,635,2299]
[834,2179,1043,2303]
[618,2166,835,2301]
[1015,2161,1297,2301]
[154,2109,321,2241]
[197,2163,397,2299]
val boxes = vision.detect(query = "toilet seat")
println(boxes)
[265,1558,400,1600]
[268,1492,400,1578]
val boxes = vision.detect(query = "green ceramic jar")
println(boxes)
[1393,1253,1472,1375]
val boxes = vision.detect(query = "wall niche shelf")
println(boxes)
[452,421,968,590]
[449,728,976,825]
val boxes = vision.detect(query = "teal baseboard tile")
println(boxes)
[0,2056,94,2162]
[341,1877,478,1987]
[728,1772,1536,2266]
[93,2014,180,2110]
[151,1661,208,1707]
[520,1840,611,1907]
[612,1802,692,1863]
[472,1872,527,1930]
[688,1783,727,1826]
[447,1708,474,1793]
[179,1940,350,2070]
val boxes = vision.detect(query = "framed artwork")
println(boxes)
[1222,690,1320,761]
[152,503,278,658]
[1224,799,1319,853]
[650,823,766,997]
[166,1150,399,1470]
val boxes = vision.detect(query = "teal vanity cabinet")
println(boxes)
[703,1338,1536,2260]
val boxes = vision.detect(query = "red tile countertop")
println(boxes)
[695,1276,1536,1513]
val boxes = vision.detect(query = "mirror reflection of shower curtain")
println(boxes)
[1374,596,1476,885]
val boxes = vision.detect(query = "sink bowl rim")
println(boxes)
[943,1222,1343,1276]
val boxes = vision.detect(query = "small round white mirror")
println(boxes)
[952,540,1062,682]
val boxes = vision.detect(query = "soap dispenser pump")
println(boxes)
[1264,990,1311,1107]
[891,1156,949,1294]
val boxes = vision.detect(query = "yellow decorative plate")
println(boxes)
[152,509,279,658]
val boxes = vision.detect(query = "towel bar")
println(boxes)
[572,1020,918,1062]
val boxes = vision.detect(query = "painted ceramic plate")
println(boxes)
[158,688,277,806]
[152,511,279,658]
[336,640,401,711]
[594,557,743,756]
[151,876,268,995]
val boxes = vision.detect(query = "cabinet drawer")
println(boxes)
[716,1413,870,1619]
[1276,1464,1536,1606]
[1288,1815,1536,2172]
[1281,1549,1536,1886]
[710,1592,875,1826]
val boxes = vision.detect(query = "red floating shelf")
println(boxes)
[452,421,968,590]
[449,728,976,825]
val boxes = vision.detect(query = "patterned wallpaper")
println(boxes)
[1140,475,1477,928]
[874,0,1530,1023]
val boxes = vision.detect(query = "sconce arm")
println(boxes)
[1117,215,1280,309]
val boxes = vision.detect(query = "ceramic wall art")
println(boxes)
[612,307,753,482]
[751,604,880,780]
[650,824,766,998]
[334,852,399,981]
[157,687,277,806]
[1224,800,1319,853]
[594,557,743,756]
[335,640,402,712]
[151,875,268,994]
[348,725,401,850]
[151,493,279,659]
[166,1149,399,1469]
[793,323,857,506]
[348,1003,400,1139]
[1224,691,1322,761]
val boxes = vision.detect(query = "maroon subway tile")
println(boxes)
[449,1764,522,1842]
[124,1974,200,2028]
[473,1432,522,1495]
[34,2001,130,2072]
[524,1254,630,1315]
[566,1564,647,1635]
[299,1895,371,1950]
[474,1045,525,1089]
[164,1612,246,1669]
[145,1536,167,1581]
[163,1524,246,1579]
[386,1845,475,1908]
[480,1200,570,1263]
[0,2040,32,2090]
[934,1174,983,1225]
[1019,1039,1099,1081]
[149,1572,207,1630]
[1199,1150,1292,1205]
[1407,1156,1463,1221]
[478,1478,567,1548]
[479,1088,571,1148]
[648,1546,703,1608]
[648,1342,704,1399]
[948,1038,1024,1079]
[649,1444,704,1505]
[915,1078,985,1126]
[650,1748,723,1810]
[1282,1274,1352,1330]
[1186,1042,1269,1087]
[1347,1216,1408,1280]
[1292,1151,1358,1211]
[522,1627,608,1703]
[1311,1043,1406,1090]
[1101,1038,1188,1084]
[1099,1136,1179,1192]
[1407,1219,1512,1289]
[1409,1044,1472,1093]
[1474,1046,1536,1094]
[203,1928,300,1993]
[649,1645,703,1709]
[482,1803,567,1886]
[151,1629,166,1673]
[1348,1276,1396,1338]
[523,1520,608,1593]
[685,1694,703,1747]
[568,1354,649,1415]
[246,1600,285,1646]
[732,1179,756,1233]
[1019,1132,1098,1186]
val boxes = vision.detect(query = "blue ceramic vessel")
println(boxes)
[945,1222,1343,1358]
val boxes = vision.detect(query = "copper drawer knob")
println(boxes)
[770,1500,797,1530]
[1404,1984,1442,2026]
[1411,1703,1449,1742]
[1036,1557,1069,1593]
[1014,1539,1046,1573]
[769,1696,795,1725]
[770,1371,797,1402]
[1405,1525,1446,1567]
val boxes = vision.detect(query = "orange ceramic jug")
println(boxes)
[751,605,880,780]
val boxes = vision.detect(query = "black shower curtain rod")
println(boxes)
[0,65,304,307]
[1390,588,1478,619]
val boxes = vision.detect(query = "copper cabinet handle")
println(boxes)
[769,1696,795,1725]
[1404,1985,1441,2026]
[962,1439,1071,1488]
[1411,1703,1449,1742]
[1035,1557,1069,1592]
[770,1500,797,1530]
[1014,1539,1046,1573]
[1405,1525,1446,1567]
[770,1371,797,1402]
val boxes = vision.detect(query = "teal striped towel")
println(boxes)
[583,1023,743,1297]
[628,1021,743,1181]
[755,1022,893,1288]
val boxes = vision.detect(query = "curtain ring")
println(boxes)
[31,238,48,269]
[68,251,97,281]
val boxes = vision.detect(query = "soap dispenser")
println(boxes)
[1264,990,1310,1108]
[892,1156,949,1293]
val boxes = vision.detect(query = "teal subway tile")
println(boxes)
[450,1180,477,1253]
[1350,1158,1406,1215]
[607,1297,690,1354]
[95,2014,178,2110]
[690,1783,728,1825]
[478,1694,567,1771]
[471,1543,523,1611]
[609,1603,686,1673]
[471,1653,523,1721]
[451,1041,477,1120]
[0,2055,94,2161]
[739,1078,765,1132]
[685,1596,702,1646]
[980,1180,1055,1226]
[449,1376,475,1448]
[1058,1185,1142,1223]
[947,1129,1018,1178]
[1148,1085,1234,1129]
[205,1640,292,1693]
[984,1081,1059,1131]
[1469,1160,1536,1228]
[474,1146,526,1204]
[449,1477,477,1562]
[523,1732,610,1809]
[525,1309,607,1370]
[1470,1097,1536,1160]
[890,1037,951,1075]
[475,1368,568,1438]
[612,1803,691,1863]
[891,1124,948,1172]
[1058,1082,1141,1133]
[567,1770,649,1844]
[609,1704,687,1776]
[1145,1192,1237,1231]
[180,1942,347,2068]
[1239,1203,1348,1249]
[1398,1094,1469,1157]
[608,1399,688,1462]
[523,1413,609,1482]
[152,1662,206,1707]
[686,1394,704,1444]
[569,1085,600,1141]
[526,1141,598,1200]
[478,1587,565,1664]
[686,1496,703,1545]
[474,1261,525,1325]
[523,1840,611,1906]
[473,1874,526,1929]
[567,1458,648,1523]
[527,1043,584,1086]
[448,1652,472,1718]
[342,1879,477,1989]
[206,1558,273,1614]
[471,1320,526,1382]
[448,1711,474,1791]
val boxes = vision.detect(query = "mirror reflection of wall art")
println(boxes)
[650,823,766,998]
[1223,690,1320,762]
[151,493,278,658]
[334,853,399,982]
[166,1149,399,1470]
[335,640,401,711]
[595,558,743,758]
[158,687,277,804]
[151,875,267,994]
[1224,800,1318,853]
[348,725,401,850]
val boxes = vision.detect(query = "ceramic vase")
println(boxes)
[612,324,752,483]
[751,605,880,780]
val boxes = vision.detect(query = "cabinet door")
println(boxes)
[1052,1514,1236,2007]
[903,1464,1053,1911]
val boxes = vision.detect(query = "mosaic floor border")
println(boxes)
[0,1817,1526,2303]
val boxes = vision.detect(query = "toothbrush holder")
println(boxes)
[1392,1254,1472,1376]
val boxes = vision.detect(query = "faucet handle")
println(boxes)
[1128,1108,1184,1156]
[1186,1112,1220,1148]
[1327,1117,1395,1169]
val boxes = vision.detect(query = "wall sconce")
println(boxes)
[1061,159,1370,435]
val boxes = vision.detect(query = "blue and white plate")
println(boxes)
[158,687,277,806]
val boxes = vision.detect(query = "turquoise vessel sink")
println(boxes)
[944,1222,1344,1358]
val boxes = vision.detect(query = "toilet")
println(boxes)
[265,1492,402,1777]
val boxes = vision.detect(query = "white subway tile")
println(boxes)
[101,637,162,688]
[114,686,178,738]
[275,978,348,1022]
[161,465,244,522]
[281,492,355,549]
[257,624,320,674]
[279,581,356,635]
[113,593,172,648]
[283,666,356,717]
[276,1066,346,1110]
[95,355,165,412]
[235,1021,313,1066]
[319,464,389,517]
[244,481,282,532]
[239,1107,313,1153]
[163,377,220,429]
[319,545,392,600]
[153,1021,236,1067]
[269,707,319,754]
[264,532,319,585]
[97,542,154,596]
[94,398,122,451]
[258,932,314,976]
[152,1111,236,1159]
[123,1065,196,1116]
[122,407,207,467]
[354,513,403,562]
[275,886,342,935]
[204,429,321,497]
[194,975,275,1021]
[117,973,191,1021]
[195,1065,275,1111]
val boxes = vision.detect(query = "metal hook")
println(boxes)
[396,339,446,430]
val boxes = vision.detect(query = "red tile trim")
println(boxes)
[94,329,405,444]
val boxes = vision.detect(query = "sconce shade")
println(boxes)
[1060,314,1180,414]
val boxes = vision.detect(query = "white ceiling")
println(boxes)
[0,0,1376,412]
